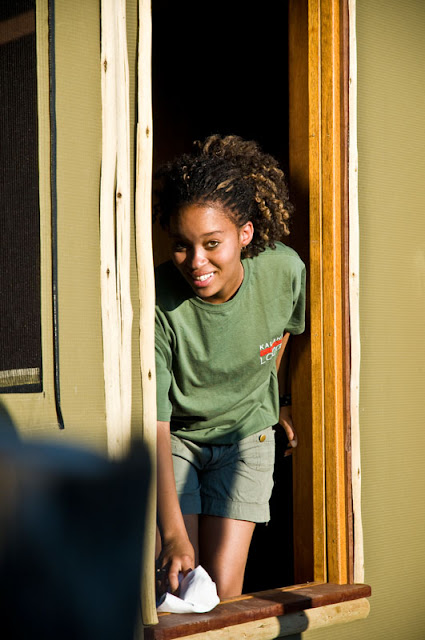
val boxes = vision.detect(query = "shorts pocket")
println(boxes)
[237,427,275,471]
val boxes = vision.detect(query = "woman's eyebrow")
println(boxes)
[170,230,224,239]
[202,230,224,236]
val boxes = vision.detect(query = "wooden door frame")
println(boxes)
[289,0,352,585]
[144,0,371,632]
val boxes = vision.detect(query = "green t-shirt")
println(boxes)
[155,242,306,444]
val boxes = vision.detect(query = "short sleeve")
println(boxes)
[285,261,306,335]
[155,308,173,422]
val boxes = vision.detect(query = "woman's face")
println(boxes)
[169,204,253,304]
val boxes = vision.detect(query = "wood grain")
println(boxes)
[321,0,348,584]
[289,0,351,586]
[347,0,364,586]
[145,583,371,640]
[154,599,370,640]
[308,0,329,585]
[135,0,158,627]
[100,0,133,459]
[288,0,313,586]
[340,0,354,585]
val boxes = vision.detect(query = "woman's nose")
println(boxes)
[189,247,208,270]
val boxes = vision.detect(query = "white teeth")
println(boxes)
[194,273,213,282]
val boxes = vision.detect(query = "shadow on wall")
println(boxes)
[0,405,151,640]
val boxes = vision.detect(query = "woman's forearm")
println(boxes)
[156,420,188,541]
[156,421,195,589]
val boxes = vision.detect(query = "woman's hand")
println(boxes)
[158,534,195,594]
[278,405,298,456]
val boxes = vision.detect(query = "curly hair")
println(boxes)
[154,134,293,258]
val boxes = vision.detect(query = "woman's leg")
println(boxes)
[199,515,255,598]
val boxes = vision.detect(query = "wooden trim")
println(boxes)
[115,0,134,454]
[289,0,327,586]
[308,0,329,586]
[153,599,370,640]
[320,0,348,585]
[135,0,158,627]
[100,0,133,459]
[100,0,121,456]
[347,0,364,585]
[290,0,350,585]
[145,583,371,640]
[288,0,313,584]
[340,0,354,584]
[1,0,61,428]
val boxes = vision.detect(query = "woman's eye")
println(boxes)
[206,241,219,249]
[173,243,187,252]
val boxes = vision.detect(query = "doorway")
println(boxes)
[152,1,304,591]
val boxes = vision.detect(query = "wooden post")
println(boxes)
[100,0,133,459]
[289,0,327,585]
[321,0,348,585]
[135,0,158,627]
[115,0,133,453]
[100,0,123,458]
[307,0,328,584]
[289,0,349,585]
[348,0,364,585]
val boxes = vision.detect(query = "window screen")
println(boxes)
[0,1,42,393]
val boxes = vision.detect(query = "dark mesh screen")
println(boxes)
[0,2,42,393]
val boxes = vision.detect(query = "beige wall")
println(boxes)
[305,0,425,638]
[54,0,105,450]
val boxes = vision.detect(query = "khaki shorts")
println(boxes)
[170,427,275,523]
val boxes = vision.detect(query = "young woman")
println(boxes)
[154,135,306,599]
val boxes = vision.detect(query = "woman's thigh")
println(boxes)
[199,515,255,599]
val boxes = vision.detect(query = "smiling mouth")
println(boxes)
[191,272,215,286]
[194,272,214,281]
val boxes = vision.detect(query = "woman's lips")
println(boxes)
[190,271,215,287]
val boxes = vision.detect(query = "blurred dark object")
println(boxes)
[0,425,151,640]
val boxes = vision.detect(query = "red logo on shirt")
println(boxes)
[259,334,283,364]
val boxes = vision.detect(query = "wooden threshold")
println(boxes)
[145,583,371,640]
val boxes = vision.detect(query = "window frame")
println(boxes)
[0,4,42,394]
[289,0,351,585]
[142,0,370,634]
[0,0,61,429]
[289,0,363,588]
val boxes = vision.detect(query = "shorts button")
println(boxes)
[259,434,266,442]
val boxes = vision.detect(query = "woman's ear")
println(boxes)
[239,221,254,249]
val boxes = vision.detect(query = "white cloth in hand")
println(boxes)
[157,565,220,614]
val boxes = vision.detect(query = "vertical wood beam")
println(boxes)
[320,0,348,584]
[347,0,364,586]
[290,0,349,586]
[100,0,120,455]
[135,0,158,627]
[289,0,313,585]
[307,0,328,585]
[115,0,133,453]
[289,0,327,585]
[100,0,133,459]
[341,0,355,585]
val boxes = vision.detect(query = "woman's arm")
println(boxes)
[157,420,195,592]
[275,333,297,454]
